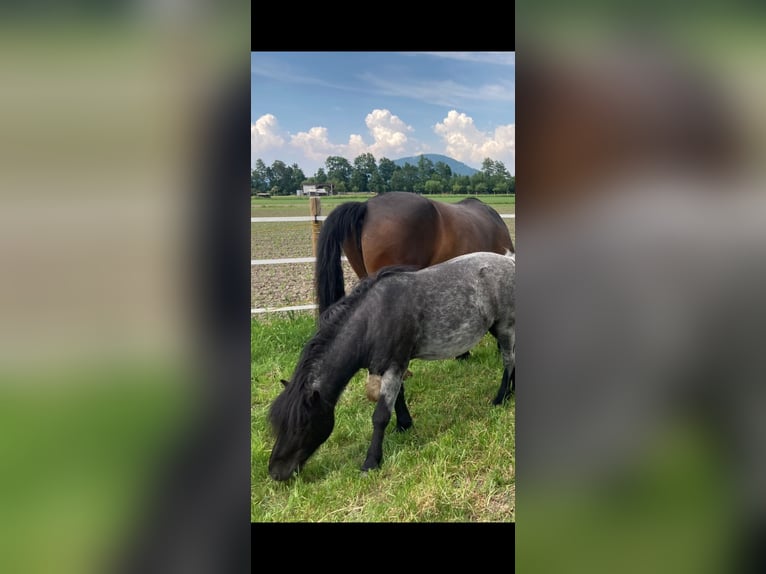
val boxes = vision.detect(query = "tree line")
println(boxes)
[251,153,515,196]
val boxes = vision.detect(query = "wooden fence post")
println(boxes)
[310,196,322,318]
[310,196,321,257]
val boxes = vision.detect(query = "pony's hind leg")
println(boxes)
[491,325,515,405]
[362,366,405,472]
[394,382,413,432]
[492,366,515,405]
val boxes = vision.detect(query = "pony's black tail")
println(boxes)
[315,201,367,313]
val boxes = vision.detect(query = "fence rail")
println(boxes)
[252,211,514,314]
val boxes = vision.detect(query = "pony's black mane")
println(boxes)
[269,265,417,435]
[318,264,419,329]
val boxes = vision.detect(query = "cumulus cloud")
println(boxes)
[364,109,413,158]
[290,126,343,161]
[250,114,285,153]
[289,108,414,164]
[254,108,513,175]
[345,133,368,159]
[434,110,515,171]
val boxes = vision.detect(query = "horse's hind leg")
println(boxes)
[394,383,413,432]
[362,366,405,472]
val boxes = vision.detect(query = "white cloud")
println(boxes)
[345,134,368,159]
[364,109,413,158]
[434,110,515,172]
[251,114,285,151]
[290,126,343,161]
[253,109,515,175]
[289,108,414,165]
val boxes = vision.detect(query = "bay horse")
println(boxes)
[268,251,515,481]
[315,191,514,313]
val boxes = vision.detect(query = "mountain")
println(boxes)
[392,154,479,177]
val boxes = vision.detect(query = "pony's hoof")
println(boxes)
[395,420,413,432]
[361,459,381,472]
[456,351,471,361]
[492,393,512,406]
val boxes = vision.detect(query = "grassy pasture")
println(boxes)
[251,314,515,522]
[252,193,516,521]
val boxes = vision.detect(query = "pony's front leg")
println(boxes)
[361,367,404,472]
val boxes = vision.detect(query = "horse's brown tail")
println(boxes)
[315,201,367,314]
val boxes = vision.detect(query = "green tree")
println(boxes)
[269,160,289,195]
[369,171,385,194]
[377,157,397,189]
[434,161,452,181]
[352,153,377,193]
[480,158,513,194]
[251,158,270,194]
[325,156,352,190]
[424,179,443,194]
[417,155,435,182]
[289,163,306,195]
[390,164,417,192]
[481,157,497,178]
[492,180,510,194]
[333,181,348,194]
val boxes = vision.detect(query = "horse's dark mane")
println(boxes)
[270,265,417,435]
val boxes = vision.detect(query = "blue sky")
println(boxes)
[251,52,515,176]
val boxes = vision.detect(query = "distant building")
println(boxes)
[297,183,333,196]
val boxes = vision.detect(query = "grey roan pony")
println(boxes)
[268,251,515,481]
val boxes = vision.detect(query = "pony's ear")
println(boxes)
[280,379,289,387]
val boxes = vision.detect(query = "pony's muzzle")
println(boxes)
[268,455,301,481]
[268,464,297,481]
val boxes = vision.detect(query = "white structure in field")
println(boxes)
[297,184,332,196]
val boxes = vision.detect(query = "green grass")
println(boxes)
[251,314,515,522]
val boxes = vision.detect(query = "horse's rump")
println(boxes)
[431,199,514,259]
